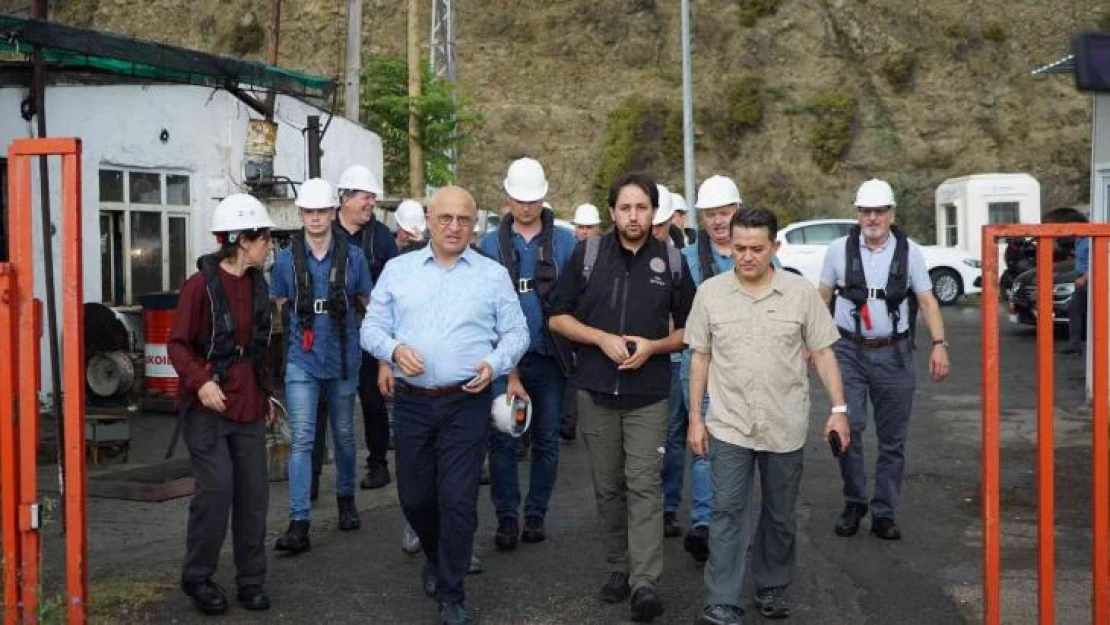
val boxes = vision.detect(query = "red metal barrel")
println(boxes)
[138,292,179,397]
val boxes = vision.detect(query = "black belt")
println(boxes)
[838,328,909,348]
[396,380,469,398]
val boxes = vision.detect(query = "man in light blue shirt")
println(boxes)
[361,185,528,625]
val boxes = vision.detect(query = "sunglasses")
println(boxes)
[857,208,892,217]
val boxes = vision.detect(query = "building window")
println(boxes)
[99,168,191,305]
[944,204,959,247]
[988,201,1020,225]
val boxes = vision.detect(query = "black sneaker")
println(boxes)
[755,586,790,619]
[236,584,270,611]
[360,463,391,490]
[521,515,546,543]
[337,495,361,531]
[438,599,473,625]
[598,571,630,603]
[663,511,682,538]
[630,585,664,622]
[181,578,228,616]
[684,524,709,562]
[870,516,902,540]
[835,502,868,537]
[559,423,576,442]
[274,520,311,554]
[494,516,519,550]
[699,603,743,625]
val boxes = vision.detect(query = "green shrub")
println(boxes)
[592,98,646,213]
[739,0,781,28]
[723,76,765,133]
[591,97,683,217]
[982,22,1007,44]
[880,52,917,92]
[1098,10,1110,31]
[806,91,857,174]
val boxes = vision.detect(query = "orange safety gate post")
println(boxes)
[0,137,86,624]
[982,223,1110,625]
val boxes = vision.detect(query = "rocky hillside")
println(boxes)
[30,0,1110,239]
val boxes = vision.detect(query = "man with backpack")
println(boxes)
[479,157,576,550]
[817,178,950,542]
[549,172,696,623]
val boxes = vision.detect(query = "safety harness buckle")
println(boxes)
[313,299,328,314]
[866,287,883,300]
[517,278,534,293]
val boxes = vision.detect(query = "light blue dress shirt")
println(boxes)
[360,245,530,387]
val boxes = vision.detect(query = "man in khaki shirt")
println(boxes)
[685,207,850,624]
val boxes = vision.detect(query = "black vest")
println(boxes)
[291,233,353,377]
[696,230,719,282]
[837,225,918,341]
[572,234,679,397]
[497,208,560,307]
[195,254,272,387]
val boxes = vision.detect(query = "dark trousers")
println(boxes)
[394,386,490,603]
[182,410,269,587]
[704,436,802,605]
[834,339,916,519]
[560,379,578,437]
[1068,282,1088,349]
[312,352,391,476]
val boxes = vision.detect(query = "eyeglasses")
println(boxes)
[434,214,475,228]
[857,208,892,217]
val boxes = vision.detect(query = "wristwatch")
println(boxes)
[831,405,849,415]
[932,339,949,349]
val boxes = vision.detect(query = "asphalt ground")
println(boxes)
[28,304,1095,624]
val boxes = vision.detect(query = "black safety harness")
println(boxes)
[835,225,919,347]
[696,230,719,282]
[291,233,352,378]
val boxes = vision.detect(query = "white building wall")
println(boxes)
[0,82,382,404]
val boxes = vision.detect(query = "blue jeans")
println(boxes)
[667,360,714,527]
[489,353,566,520]
[286,363,359,521]
[393,386,490,603]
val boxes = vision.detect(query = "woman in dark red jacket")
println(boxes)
[167,193,276,616]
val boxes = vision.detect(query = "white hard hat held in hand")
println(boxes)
[395,199,426,240]
[503,157,549,203]
[572,203,601,226]
[695,175,742,209]
[337,164,384,196]
[297,178,339,210]
[211,193,276,234]
[491,393,532,438]
[854,178,896,208]
[652,184,675,226]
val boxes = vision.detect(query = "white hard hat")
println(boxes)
[395,199,426,240]
[297,178,338,210]
[695,175,742,209]
[211,193,276,233]
[337,164,384,196]
[671,192,689,212]
[652,184,675,226]
[503,158,549,202]
[854,178,896,208]
[572,203,601,226]
[491,393,532,438]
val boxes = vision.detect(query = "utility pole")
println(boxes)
[344,0,363,120]
[680,0,695,211]
[407,0,424,197]
[264,0,282,120]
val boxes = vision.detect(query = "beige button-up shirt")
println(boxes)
[684,269,839,453]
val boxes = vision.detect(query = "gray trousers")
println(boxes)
[578,392,668,590]
[182,409,269,587]
[705,436,803,606]
[834,338,916,519]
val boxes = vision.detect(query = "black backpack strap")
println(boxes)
[290,234,315,344]
[534,209,560,307]
[498,213,518,284]
[329,235,351,379]
[697,231,717,283]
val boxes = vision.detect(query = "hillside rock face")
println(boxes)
[38,0,1108,239]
